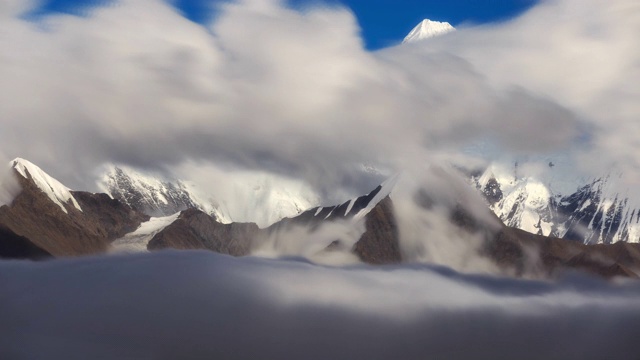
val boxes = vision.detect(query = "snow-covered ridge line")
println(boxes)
[308,173,398,222]
[11,158,82,214]
[403,19,455,43]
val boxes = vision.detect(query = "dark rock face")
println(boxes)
[148,208,259,256]
[0,225,51,260]
[481,177,503,206]
[353,197,401,264]
[72,191,150,241]
[0,170,148,257]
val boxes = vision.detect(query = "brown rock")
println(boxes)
[148,208,259,256]
[353,196,401,264]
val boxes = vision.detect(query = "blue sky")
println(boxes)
[33,0,538,49]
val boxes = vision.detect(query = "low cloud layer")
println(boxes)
[1,251,639,359]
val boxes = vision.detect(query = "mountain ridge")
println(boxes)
[2,157,640,279]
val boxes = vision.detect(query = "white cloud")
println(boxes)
[0,0,590,193]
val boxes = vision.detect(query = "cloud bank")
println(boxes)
[1,251,639,359]
[1,0,615,195]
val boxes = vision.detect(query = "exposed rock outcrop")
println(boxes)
[148,208,258,256]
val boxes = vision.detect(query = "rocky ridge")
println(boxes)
[1,158,640,279]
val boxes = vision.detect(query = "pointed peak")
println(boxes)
[403,19,455,44]
[11,157,34,169]
[8,157,82,214]
[11,157,45,179]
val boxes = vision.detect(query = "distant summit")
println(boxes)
[403,19,455,43]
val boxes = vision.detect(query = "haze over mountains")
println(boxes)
[1,0,640,357]
[3,157,640,279]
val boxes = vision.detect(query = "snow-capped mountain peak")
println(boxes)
[98,165,228,221]
[11,158,82,214]
[403,19,455,43]
[473,160,640,244]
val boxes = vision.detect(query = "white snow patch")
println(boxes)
[324,209,335,220]
[110,212,180,253]
[344,198,356,216]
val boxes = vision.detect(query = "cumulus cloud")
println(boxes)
[1,251,640,359]
[430,0,640,179]
[0,0,591,193]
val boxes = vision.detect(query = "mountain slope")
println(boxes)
[12,158,82,214]
[0,159,148,256]
[100,166,228,220]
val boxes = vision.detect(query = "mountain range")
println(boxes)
[2,157,640,279]
[2,20,639,279]
[473,159,640,245]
